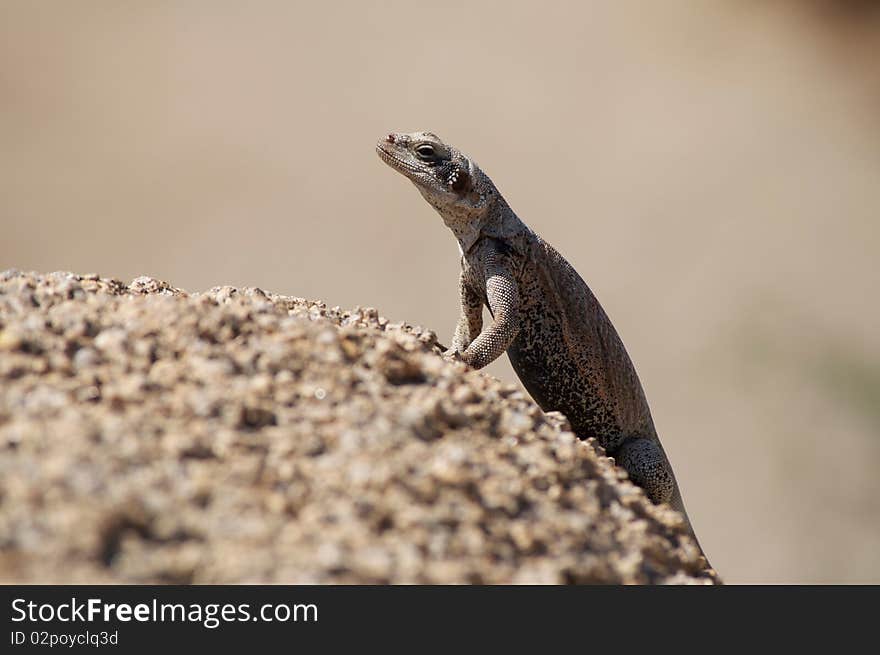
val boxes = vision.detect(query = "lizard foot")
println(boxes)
[442,348,464,363]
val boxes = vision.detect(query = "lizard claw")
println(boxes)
[442,348,464,363]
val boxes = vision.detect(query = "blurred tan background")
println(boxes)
[2,1,879,583]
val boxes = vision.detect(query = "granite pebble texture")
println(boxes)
[0,271,716,584]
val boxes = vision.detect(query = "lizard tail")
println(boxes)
[670,489,721,583]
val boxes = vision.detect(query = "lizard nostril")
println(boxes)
[386,134,396,144]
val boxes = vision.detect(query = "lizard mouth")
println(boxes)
[375,144,426,177]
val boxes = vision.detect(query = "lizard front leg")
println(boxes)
[450,271,483,355]
[459,257,521,370]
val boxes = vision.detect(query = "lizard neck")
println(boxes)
[440,195,527,254]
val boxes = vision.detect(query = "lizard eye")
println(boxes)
[414,144,437,161]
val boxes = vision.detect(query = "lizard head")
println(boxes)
[376,132,498,241]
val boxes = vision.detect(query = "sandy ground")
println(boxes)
[1,3,878,582]
[0,271,716,584]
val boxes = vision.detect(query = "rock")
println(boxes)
[0,270,717,584]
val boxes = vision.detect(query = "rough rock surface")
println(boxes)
[0,271,717,584]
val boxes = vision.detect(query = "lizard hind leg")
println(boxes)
[617,437,718,579]
[614,437,675,506]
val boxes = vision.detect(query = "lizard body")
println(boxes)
[377,131,710,566]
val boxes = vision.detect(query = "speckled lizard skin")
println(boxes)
[377,131,712,568]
